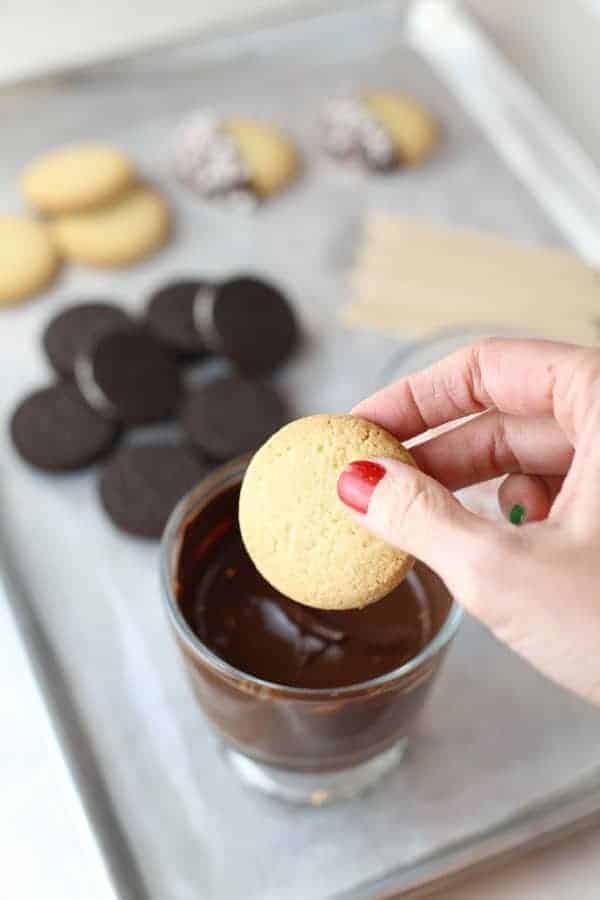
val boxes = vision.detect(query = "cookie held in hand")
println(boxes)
[239,414,415,610]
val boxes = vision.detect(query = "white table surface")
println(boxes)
[3,1,600,897]
[0,587,118,900]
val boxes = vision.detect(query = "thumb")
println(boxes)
[337,458,512,602]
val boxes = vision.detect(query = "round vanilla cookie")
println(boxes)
[50,185,171,268]
[362,92,438,166]
[224,119,299,197]
[239,414,415,611]
[0,216,60,306]
[21,143,135,215]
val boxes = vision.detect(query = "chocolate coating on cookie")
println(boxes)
[11,382,119,471]
[320,98,397,171]
[174,112,252,201]
[77,330,181,425]
[145,280,213,358]
[196,276,297,376]
[179,376,287,461]
[43,301,131,377]
[99,444,208,538]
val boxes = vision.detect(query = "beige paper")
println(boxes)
[344,215,600,346]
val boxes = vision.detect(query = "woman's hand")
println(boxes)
[337,338,600,704]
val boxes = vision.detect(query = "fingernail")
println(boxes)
[337,460,386,514]
[509,503,526,526]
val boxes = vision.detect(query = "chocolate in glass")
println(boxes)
[165,466,457,773]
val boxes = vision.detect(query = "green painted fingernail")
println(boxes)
[509,504,526,526]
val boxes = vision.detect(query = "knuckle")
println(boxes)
[456,338,506,414]
[488,414,519,475]
[556,348,600,436]
[378,471,444,538]
[393,472,443,520]
[399,478,431,521]
[572,349,600,392]
[469,337,503,389]
[472,335,505,358]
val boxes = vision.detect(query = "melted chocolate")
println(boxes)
[177,485,432,689]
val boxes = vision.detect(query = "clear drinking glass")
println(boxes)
[161,458,463,805]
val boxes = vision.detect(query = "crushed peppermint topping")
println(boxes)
[174,111,253,201]
[320,98,396,170]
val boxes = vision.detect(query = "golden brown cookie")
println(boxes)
[224,119,299,197]
[0,216,60,306]
[50,185,171,268]
[21,143,135,215]
[362,92,438,166]
[239,414,415,611]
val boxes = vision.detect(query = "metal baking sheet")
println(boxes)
[2,2,600,898]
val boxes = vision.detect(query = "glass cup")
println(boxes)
[161,458,463,805]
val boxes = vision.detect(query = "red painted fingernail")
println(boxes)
[337,460,386,514]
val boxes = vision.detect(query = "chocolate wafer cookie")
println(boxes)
[194,275,297,376]
[11,382,119,471]
[179,376,286,461]
[145,280,214,358]
[99,444,208,538]
[43,301,131,377]
[76,330,181,425]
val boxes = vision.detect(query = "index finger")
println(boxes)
[353,337,592,441]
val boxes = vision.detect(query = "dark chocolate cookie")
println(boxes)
[99,444,208,538]
[145,280,214,358]
[179,376,286,460]
[195,276,297,376]
[76,330,181,426]
[11,382,119,471]
[43,301,131,377]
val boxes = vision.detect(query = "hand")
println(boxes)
[337,338,600,704]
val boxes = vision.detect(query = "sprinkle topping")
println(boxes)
[320,98,396,170]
